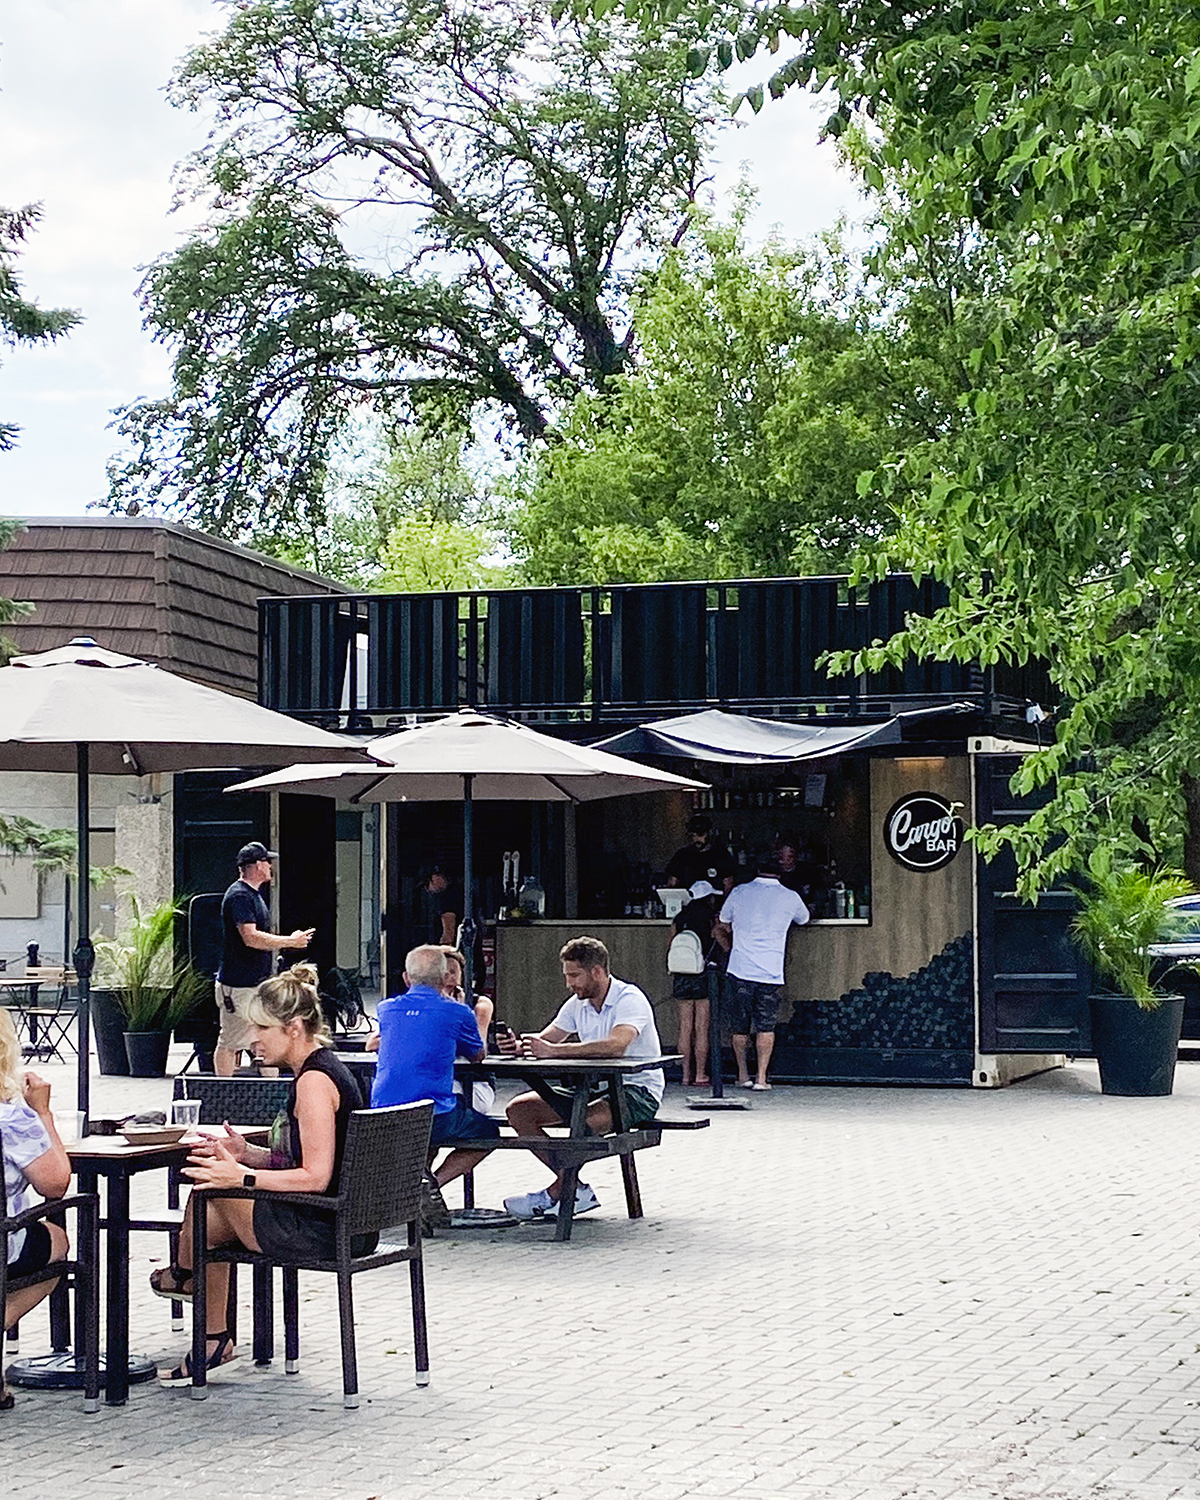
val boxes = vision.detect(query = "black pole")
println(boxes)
[74,744,95,1130]
[461,774,475,1004]
[707,960,724,1100]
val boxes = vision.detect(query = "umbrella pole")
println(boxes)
[74,744,95,1130]
[462,774,475,1004]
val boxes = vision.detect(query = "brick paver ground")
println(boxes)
[5,1053,1200,1499]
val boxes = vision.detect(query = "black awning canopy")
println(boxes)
[591,704,978,766]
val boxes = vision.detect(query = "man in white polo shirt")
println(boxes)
[501,935,664,1221]
[717,852,809,1091]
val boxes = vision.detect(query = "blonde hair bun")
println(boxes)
[247,963,330,1045]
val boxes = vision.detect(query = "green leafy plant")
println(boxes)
[1070,853,1194,1010]
[94,898,210,1032]
[0,814,128,885]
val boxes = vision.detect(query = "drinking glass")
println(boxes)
[171,1098,202,1129]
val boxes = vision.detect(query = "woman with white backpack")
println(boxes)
[665,880,726,1086]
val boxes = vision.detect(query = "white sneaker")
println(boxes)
[503,1187,555,1220]
[546,1182,600,1218]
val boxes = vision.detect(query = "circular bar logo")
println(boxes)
[884,793,964,872]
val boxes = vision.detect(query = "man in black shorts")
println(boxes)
[215,842,314,1076]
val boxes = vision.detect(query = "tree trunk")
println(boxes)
[1182,773,1200,885]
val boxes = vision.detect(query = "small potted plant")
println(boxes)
[96,899,210,1077]
[1071,852,1193,1096]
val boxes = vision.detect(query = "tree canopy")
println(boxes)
[1,204,79,453]
[106,0,716,543]
[511,193,993,583]
[1,205,77,659]
[600,0,1200,888]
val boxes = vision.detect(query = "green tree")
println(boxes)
[106,0,716,545]
[511,200,971,583]
[2,204,80,452]
[257,424,509,589]
[1,205,78,659]
[617,0,1200,890]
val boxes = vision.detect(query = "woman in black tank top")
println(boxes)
[150,964,372,1385]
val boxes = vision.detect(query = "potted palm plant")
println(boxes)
[95,899,211,1077]
[1071,853,1193,1096]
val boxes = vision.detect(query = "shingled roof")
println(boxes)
[0,518,348,699]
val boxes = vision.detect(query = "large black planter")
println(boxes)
[123,1030,171,1078]
[91,988,132,1076]
[1089,994,1185,1096]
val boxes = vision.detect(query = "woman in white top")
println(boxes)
[0,1007,72,1407]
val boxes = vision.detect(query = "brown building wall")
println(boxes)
[0,518,346,697]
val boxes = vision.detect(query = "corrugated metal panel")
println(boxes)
[0,519,346,697]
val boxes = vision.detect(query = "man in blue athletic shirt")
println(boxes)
[371,945,499,1192]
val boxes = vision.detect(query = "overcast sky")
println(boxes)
[0,1,864,519]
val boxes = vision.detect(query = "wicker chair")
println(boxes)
[188,1100,434,1407]
[0,1131,100,1413]
[148,1075,296,1339]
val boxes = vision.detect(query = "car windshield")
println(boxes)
[1156,900,1200,944]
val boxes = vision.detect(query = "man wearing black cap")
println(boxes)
[664,815,735,894]
[215,842,315,1076]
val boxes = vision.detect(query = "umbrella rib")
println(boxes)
[543,776,584,804]
[348,773,393,805]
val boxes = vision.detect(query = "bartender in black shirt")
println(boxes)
[665,815,735,894]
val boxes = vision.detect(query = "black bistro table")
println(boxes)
[453,1054,680,1241]
[65,1129,265,1405]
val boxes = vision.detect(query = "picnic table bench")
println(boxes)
[335,1051,708,1241]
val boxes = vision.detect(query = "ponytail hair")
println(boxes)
[248,962,331,1046]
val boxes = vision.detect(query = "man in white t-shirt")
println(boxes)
[717,853,810,1091]
[501,935,664,1221]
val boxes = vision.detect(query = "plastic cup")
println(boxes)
[171,1098,202,1129]
[53,1110,85,1144]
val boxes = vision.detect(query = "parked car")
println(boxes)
[1149,896,1200,1039]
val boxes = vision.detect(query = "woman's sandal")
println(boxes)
[158,1331,238,1387]
[149,1264,194,1303]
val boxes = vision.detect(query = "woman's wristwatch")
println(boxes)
[243,1171,257,1189]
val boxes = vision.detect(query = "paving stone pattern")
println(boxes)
[7,1053,1200,1499]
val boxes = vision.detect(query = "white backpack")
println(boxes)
[667,929,706,975]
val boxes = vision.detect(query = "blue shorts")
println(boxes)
[430,1096,501,1146]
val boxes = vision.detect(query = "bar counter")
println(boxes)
[491,915,872,1039]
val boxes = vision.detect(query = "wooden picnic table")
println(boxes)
[337,1051,688,1242]
[452,1054,682,1240]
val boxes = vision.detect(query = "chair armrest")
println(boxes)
[2,1192,98,1233]
[190,1186,339,1211]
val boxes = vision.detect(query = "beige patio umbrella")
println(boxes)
[229,710,706,995]
[0,638,375,1121]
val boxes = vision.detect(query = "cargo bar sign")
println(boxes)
[884,793,964,872]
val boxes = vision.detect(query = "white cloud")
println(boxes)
[0,3,863,518]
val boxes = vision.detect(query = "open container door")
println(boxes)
[972,744,1091,1083]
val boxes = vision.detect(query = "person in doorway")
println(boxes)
[215,842,314,1077]
[716,852,809,1091]
[502,936,664,1221]
[668,880,725,1086]
[664,815,735,894]
[421,866,463,947]
[1,1012,72,1407]
[370,946,499,1195]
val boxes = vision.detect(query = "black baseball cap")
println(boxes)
[237,841,278,867]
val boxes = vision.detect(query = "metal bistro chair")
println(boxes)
[189,1100,434,1408]
[0,1132,100,1413]
[21,968,79,1064]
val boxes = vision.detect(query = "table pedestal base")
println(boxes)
[6,1350,157,1392]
